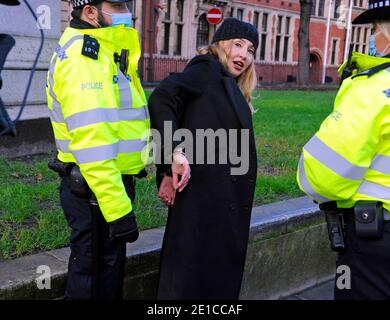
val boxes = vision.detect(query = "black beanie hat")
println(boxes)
[212,18,259,51]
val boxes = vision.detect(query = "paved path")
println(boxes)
[284,279,334,300]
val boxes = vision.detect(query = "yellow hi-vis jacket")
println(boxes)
[297,52,390,211]
[46,26,150,223]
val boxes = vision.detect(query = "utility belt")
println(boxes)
[320,201,390,253]
[48,158,147,199]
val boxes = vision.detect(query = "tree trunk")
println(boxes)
[297,0,313,85]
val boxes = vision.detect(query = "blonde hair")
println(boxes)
[197,40,258,111]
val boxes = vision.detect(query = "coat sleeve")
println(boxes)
[297,77,390,203]
[56,53,132,223]
[148,60,207,188]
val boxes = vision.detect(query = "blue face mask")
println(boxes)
[368,31,390,57]
[102,10,133,28]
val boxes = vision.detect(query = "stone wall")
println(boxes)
[1,1,61,106]
[0,197,336,300]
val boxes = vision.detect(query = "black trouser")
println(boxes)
[334,210,390,300]
[59,175,135,300]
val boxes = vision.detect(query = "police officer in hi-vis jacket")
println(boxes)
[298,0,390,300]
[46,0,150,299]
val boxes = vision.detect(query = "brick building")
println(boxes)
[60,0,373,84]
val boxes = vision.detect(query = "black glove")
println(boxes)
[108,211,139,243]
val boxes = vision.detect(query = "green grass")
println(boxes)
[0,157,167,260]
[0,90,336,260]
[252,90,336,204]
[0,157,69,259]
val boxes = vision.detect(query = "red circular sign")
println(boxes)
[206,7,223,25]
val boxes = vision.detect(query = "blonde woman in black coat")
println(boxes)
[148,18,259,300]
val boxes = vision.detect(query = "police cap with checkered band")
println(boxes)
[0,0,20,5]
[71,0,130,9]
[353,0,390,24]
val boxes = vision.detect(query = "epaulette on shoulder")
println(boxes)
[81,34,100,60]
[352,62,390,79]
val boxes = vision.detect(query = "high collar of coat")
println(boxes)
[187,54,235,80]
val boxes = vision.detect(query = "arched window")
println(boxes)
[196,14,209,49]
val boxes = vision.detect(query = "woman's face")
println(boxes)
[225,38,255,78]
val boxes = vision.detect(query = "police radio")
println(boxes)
[320,201,346,252]
[0,0,44,136]
[339,43,356,87]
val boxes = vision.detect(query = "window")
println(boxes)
[353,0,366,8]
[275,16,283,61]
[161,23,170,55]
[285,16,290,35]
[165,0,172,20]
[260,12,269,61]
[283,37,289,62]
[283,17,290,62]
[362,28,368,53]
[311,0,325,17]
[174,0,184,56]
[356,27,361,52]
[175,25,183,55]
[196,14,209,49]
[330,39,338,65]
[160,0,172,55]
[176,0,184,21]
[237,9,243,21]
[275,36,281,62]
[260,34,267,60]
[351,26,371,54]
[311,0,317,15]
[253,11,260,30]
[334,0,341,19]
[318,0,325,17]
[274,15,291,62]
[277,15,282,34]
[262,12,268,32]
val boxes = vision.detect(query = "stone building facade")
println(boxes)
[1,0,375,112]
[59,0,374,84]
[2,1,61,107]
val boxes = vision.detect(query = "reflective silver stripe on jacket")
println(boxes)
[354,155,390,200]
[117,67,133,109]
[304,135,367,180]
[56,139,147,164]
[298,154,331,203]
[120,106,149,122]
[65,107,149,131]
[357,180,390,200]
[48,35,84,124]
[55,139,70,153]
[370,154,390,175]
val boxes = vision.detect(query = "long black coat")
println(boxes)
[148,54,257,300]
